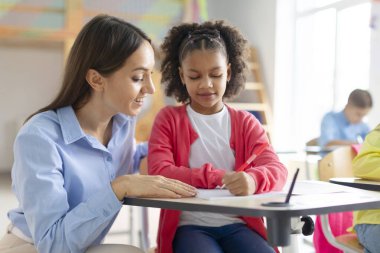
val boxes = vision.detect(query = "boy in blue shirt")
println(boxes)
[319,89,373,148]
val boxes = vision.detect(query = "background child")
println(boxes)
[352,124,380,253]
[319,89,373,148]
[148,20,288,253]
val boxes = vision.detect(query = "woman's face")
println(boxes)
[179,49,230,115]
[102,40,155,116]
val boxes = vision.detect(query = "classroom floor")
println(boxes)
[0,171,315,253]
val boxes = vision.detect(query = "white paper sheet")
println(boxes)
[196,189,285,200]
[196,181,350,201]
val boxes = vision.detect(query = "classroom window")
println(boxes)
[293,0,370,147]
[297,0,343,12]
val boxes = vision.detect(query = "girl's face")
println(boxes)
[102,41,155,116]
[179,49,231,115]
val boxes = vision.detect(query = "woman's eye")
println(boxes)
[188,76,199,80]
[132,77,144,82]
[211,74,223,78]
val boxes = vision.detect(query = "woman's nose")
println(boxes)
[144,76,155,94]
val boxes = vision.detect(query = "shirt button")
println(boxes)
[106,156,112,162]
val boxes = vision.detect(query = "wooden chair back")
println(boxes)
[306,137,319,146]
[318,146,356,181]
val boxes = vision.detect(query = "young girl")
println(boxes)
[352,124,380,253]
[148,20,288,253]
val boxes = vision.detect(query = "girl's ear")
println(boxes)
[86,69,105,91]
[178,67,186,85]
[227,63,232,82]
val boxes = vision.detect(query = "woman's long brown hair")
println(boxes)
[26,14,151,122]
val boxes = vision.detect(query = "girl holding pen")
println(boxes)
[148,20,288,253]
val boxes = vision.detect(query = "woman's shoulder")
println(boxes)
[18,110,61,139]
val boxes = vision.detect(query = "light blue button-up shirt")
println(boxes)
[7,106,147,253]
[319,110,370,147]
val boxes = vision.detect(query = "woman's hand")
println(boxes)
[111,175,197,201]
[222,172,256,196]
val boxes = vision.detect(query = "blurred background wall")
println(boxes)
[1,0,379,172]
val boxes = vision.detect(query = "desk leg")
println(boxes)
[266,217,291,246]
[305,154,311,180]
[281,235,300,253]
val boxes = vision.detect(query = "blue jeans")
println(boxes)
[173,223,276,253]
[355,224,380,253]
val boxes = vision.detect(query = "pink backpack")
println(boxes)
[313,144,360,252]
[313,212,354,253]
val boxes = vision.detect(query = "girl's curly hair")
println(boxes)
[160,20,249,104]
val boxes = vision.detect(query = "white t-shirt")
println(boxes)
[179,105,244,227]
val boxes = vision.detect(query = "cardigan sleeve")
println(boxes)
[237,111,288,194]
[148,107,225,189]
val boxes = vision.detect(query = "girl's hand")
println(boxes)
[111,175,197,200]
[222,172,256,196]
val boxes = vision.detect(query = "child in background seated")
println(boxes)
[352,124,380,253]
[319,89,372,149]
[148,20,288,253]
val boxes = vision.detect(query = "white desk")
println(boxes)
[330,177,380,191]
[123,181,380,247]
[305,145,335,154]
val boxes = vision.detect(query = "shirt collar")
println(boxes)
[113,113,132,128]
[57,106,133,144]
[57,106,86,144]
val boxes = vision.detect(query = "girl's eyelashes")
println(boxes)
[187,74,223,80]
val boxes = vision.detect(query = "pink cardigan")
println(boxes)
[148,104,287,253]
